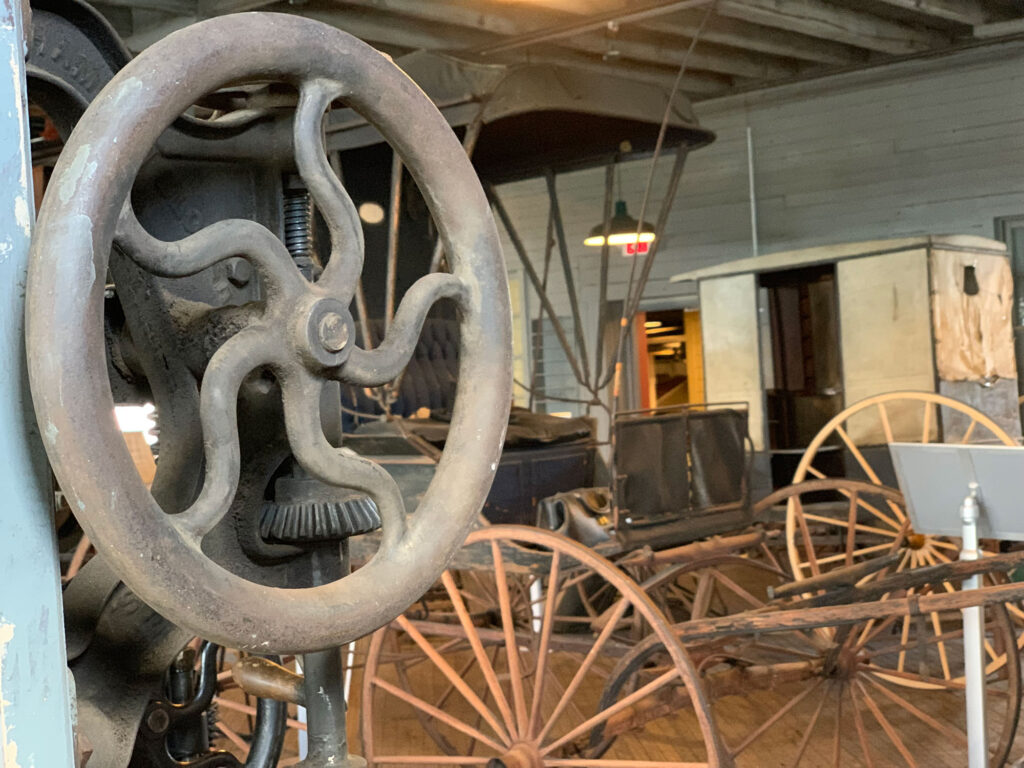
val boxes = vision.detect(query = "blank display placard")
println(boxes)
[889,442,1024,540]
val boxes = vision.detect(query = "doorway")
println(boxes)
[760,265,843,456]
[638,308,704,408]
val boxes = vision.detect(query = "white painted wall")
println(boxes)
[499,40,1024,407]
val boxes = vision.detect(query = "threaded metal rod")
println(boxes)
[283,185,316,278]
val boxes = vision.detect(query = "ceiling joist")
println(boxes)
[716,0,951,55]
[333,0,796,81]
[108,0,1024,103]
[871,0,994,27]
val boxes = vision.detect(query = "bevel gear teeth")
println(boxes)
[259,496,381,544]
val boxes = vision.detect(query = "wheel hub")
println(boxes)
[906,530,928,550]
[488,743,544,768]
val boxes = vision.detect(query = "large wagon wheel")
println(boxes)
[788,391,1016,579]
[360,525,728,767]
[785,393,1024,675]
[601,597,1021,767]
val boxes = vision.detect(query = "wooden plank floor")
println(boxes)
[211,628,1024,766]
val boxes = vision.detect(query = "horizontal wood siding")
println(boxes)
[498,41,1024,406]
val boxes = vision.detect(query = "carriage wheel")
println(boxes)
[788,391,1016,579]
[781,477,1024,696]
[602,602,1021,766]
[786,393,1023,671]
[360,525,728,766]
[624,552,787,628]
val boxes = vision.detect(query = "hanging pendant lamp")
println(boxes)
[583,200,656,247]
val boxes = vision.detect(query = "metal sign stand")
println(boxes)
[889,442,1024,768]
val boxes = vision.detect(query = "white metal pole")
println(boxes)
[746,125,759,259]
[960,482,987,768]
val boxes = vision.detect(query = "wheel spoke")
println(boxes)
[807,542,898,568]
[282,369,407,550]
[800,513,899,540]
[878,402,894,443]
[371,676,505,752]
[489,541,529,739]
[115,204,302,293]
[540,668,679,757]
[794,499,822,578]
[845,492,858,566]
[831,683,842,767]
[835,425,883,485]
[394,614,510,745]
[921,400,933,444]
[848,683,876,768]
[854,679,918,767]
[862,674,967,745]
[709,570,765,610]
[340,273,465,387]
[788,680,831,767]
[866,667,967,691]
[731,679,824,756]
[295,79,364,299]
[535,599,630,745]
[440,570,518,739]
[528,550,562,739]
[175,326,281,538]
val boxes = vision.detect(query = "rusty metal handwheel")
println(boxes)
[27,13,511,654]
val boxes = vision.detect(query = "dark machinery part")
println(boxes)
[130,642,286,768]
[166,647,209,760]
[26,8,508,768]
[283,178,318,279]
[298,547,366,768]
[260,472,381,544]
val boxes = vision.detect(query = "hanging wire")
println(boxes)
[514,378,604,408]
[609,0,718,395]
[499,3,716,416]
[605,1,717,528]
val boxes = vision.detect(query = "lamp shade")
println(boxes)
[583,200,656,247]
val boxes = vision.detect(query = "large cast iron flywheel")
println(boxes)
[26,12,511,654]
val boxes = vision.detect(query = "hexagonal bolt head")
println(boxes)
[226,257,253,288]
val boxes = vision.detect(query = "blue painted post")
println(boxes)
[0,0,77,766]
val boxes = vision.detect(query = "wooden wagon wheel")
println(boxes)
[359,525,728,767]
[780,477,1024,699]
[601,596,1021,767]
[788,391,1016,579]
[623,549,788,629]
[785,393,1024,669]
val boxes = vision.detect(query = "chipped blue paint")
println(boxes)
[0,1,76,766]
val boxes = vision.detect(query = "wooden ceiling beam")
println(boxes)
[269,6,732,94]
[870,0,993,27]
[494,0,864,65]
[715,0,951,55]
[658,10,865,65]
[325,0,795,80]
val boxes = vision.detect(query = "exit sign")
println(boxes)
[623,241,650,256]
